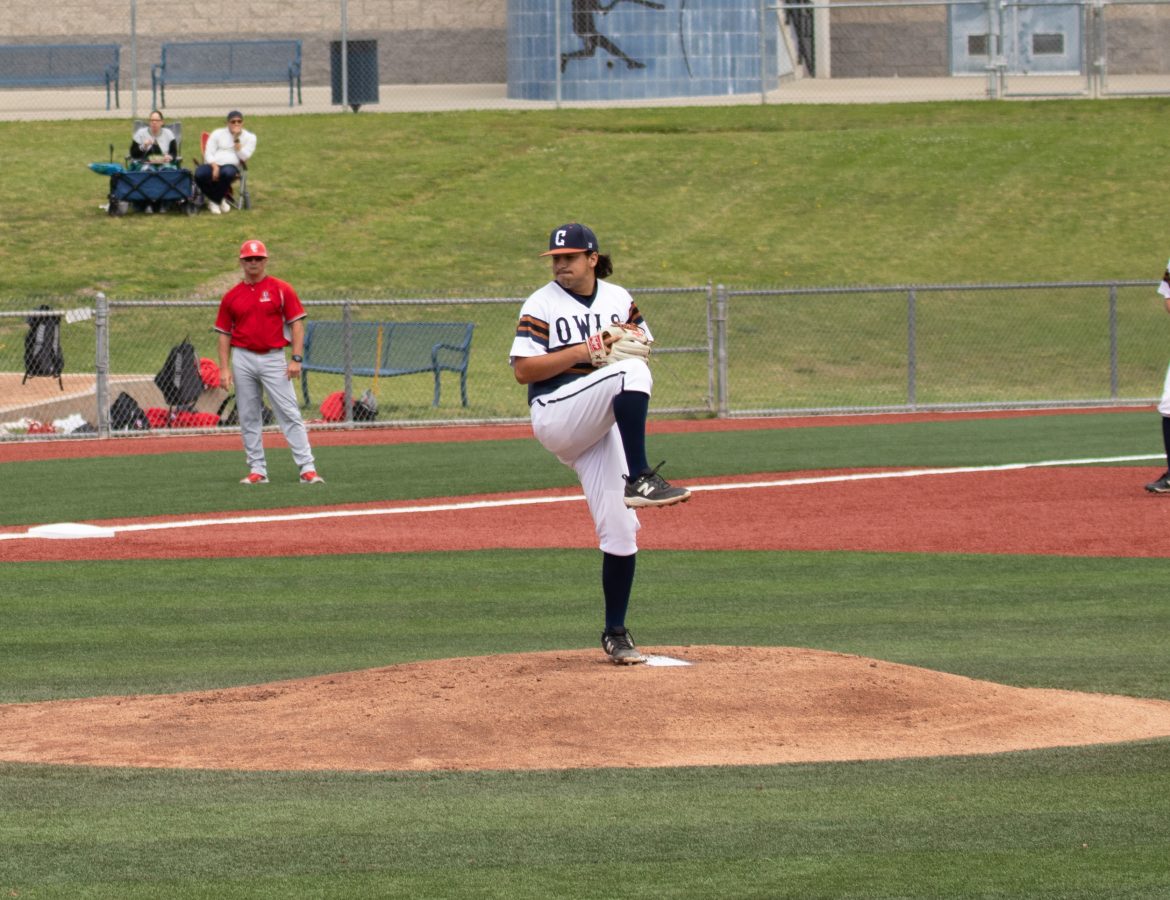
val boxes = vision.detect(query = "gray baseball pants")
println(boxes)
[231,347,316,476]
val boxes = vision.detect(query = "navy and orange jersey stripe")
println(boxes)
[515,314,550,349]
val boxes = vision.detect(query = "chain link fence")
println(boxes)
[0,286,715,438]
[0,280,1161,440]
[2,0,1169,121]
[716,281,1162,415]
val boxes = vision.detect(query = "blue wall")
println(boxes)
[508,0,780,101]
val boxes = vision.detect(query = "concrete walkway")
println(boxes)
[4,72,1168,122]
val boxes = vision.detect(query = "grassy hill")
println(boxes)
[1,99,1166,301]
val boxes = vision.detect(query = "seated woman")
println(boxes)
[129,111,177,172]
[128,110,178,213]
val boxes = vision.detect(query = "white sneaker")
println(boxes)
[208,201,221,215]
[219,199,232,213]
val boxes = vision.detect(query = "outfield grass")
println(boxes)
[3,411,1170,897]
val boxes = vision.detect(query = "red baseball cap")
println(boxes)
[239,239,268,259]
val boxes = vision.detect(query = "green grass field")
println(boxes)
[3,411,1170,897]
[1,101,1167,299]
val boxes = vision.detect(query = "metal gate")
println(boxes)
[951,0,1083,74]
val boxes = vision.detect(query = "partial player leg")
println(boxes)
[571,428,646,665]
[1146,416,1170,493]
[1148,369,1170,492]
[531,360,650,465]
[611,389,650,476]
[231,349,268,477]
[259,354,317,476]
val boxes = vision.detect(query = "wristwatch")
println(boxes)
[291,354,303,363]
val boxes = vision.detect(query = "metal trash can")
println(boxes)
[330,40,379,112]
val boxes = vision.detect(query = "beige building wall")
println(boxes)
[1,0,509,84]
[2,1,505,36]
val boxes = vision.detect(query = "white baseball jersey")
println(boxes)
[510,279,651,404]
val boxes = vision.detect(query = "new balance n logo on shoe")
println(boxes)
[623,461,691,509]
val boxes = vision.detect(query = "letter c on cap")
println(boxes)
[554,230,567,247]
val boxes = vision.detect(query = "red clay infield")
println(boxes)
[3,409,1170,772]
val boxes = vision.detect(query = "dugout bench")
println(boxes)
[0,43,120,109]
[152,40,302,108]
[301,321,474,408]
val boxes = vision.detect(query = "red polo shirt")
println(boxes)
[214,276,306,352]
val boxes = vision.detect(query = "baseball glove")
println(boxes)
[586,323,651,367]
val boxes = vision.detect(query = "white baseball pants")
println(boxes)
[529,358,652,556]
[1158,362,1170,416]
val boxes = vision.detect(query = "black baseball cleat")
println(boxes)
[623,461,691,508]
[1145,472,1170,493]
[601,627,646,665]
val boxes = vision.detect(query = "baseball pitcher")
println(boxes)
[510,222,690,665]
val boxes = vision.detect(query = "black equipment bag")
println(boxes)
[155,338,203,407]
[23,305,65,383]
[110,391,150,431]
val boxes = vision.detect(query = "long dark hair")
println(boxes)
[595,253,613,279]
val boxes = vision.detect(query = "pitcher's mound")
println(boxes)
[3,646,1170,772]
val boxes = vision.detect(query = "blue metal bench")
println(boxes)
[152,40,302,109]
[0,43,120,109]
[301,321,474,408]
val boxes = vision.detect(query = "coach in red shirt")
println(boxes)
[215,239,324,485]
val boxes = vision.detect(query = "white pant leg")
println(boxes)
[530,359,651,556]
[231,349,268,474]
[259,355,316,471]
[1158,361,1170,416]
[530,359,652,465]
[572,425,641,555]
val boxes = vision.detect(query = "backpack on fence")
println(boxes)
[23,305,64,380]
[110,391,150,431]
[320,389,377,422]
[216,393,276,427]
[154,338,203,407]
[353,389,378,422]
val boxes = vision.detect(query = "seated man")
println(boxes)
[194,109,256,215]
[129,110,177,171]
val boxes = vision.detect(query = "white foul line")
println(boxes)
[0,453,1159,542]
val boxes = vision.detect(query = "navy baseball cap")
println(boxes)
[226,110,243,121]
[541,223,599,256]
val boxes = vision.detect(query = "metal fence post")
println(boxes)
[1109,282,1119,400]
[759,0,768,105]
[554,0,563,109]
[95,292,110,437]
[1090,0,1103,99]
[705,281,716,413]
[715,284,729,417]
[342,299,354,423]
[907,287,917,408]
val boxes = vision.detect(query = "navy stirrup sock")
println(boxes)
[1162,416,1170,470]
[602,552,637,632]
[612,390,650,477]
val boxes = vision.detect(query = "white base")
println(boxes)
[27,522,116,539]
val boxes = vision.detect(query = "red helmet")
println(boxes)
[239,239,268,259]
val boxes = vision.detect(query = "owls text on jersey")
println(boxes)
[511,279,651,403]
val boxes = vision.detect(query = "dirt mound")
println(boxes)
[3,646,1169,772]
